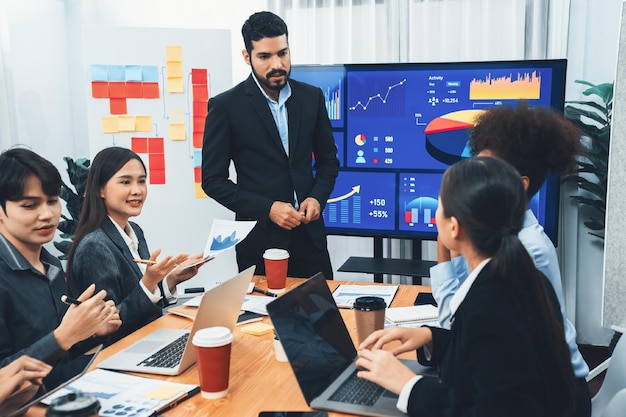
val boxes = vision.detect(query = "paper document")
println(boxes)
[332,284,398,309]
[187,219,256,267]
[241,295,275,315]
[43,369,198,417]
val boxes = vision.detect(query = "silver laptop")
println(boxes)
[97,265,255,376]
[0,345,102,417]
[266,273,437,417]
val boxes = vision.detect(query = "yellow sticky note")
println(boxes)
[102,117,119,133]
[194,183,207,199]
[118,116,136,132]
[135,115,152,132]
[166,45,183,62]
[240,322,274,336]
[169,123,186,141]
[168,77,184,93]
[142,384,184,400]
[169,108,185,124]
[167,62,183,78]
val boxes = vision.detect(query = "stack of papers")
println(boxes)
[332,284,398,309]
[43,369,198,417]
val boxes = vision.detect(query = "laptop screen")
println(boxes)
[267,273,356,403]
[0,345,102,417]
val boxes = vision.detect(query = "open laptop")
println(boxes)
[97,265,255,376]
[266,273,437,417]
[0,345,103,417]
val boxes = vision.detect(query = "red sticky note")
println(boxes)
[193,101,208,117]
[194,166,202,182]
[191,68,208,85]
[126,82,143,98]
[149,153,165,170]
[148,137,164,153]
[92,82,109,98]
[143,82,160,98]
[193,116,205,133]
[131,137,148,154]
[192,84,208,101]
[109,82,127,98]
[150,169,165,185]
[110,98,127,115]
[193,132,204,148]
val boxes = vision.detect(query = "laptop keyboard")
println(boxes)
[329,370,385,406]
[137,333,189,368]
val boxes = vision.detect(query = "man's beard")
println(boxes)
[253,65,290,92]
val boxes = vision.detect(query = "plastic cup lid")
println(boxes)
[263,248,289,260]
[353,296,387,311]
[192,326,233,347]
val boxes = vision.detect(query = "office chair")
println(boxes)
[590,332,626,417]
[600,387,626,417]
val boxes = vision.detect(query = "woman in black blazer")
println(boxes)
[66,147,204,343]
[356,156,578,417]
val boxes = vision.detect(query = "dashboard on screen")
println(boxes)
[292,59,566,244]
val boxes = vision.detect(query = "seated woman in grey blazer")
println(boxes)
[66,147,204,343]
[355,156,579,417]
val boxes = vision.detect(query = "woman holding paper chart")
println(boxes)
[355,157,577,417]
[67,147,204,343]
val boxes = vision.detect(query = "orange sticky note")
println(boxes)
[240,322,274,336]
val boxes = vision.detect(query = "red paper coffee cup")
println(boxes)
[192,327,233,399]
[263,248,289,293]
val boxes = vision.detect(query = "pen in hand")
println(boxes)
[252,287,278,298]
[133,258,158,265]
[61,295,82,306]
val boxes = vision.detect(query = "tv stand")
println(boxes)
[337,237,436,284]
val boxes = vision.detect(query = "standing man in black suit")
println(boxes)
[202,11,339,279]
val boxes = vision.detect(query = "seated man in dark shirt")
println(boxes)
[0,148,121,370]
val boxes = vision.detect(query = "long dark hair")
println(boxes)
[439,156,575,414]
[66,147,146,287]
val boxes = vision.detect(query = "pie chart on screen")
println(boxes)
[424,109,484,165]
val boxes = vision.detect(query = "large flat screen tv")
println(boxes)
[292,59,566,244]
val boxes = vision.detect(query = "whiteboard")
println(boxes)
[82,25,238,290]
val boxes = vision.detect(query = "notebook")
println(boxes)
[385,305,439,324]
[97,265,255,376]
[0,345,103,417]
[267,273,437,417]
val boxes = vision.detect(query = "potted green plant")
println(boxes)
[563,80,613,241]
[54,156,90,259]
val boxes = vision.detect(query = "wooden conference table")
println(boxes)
[27,277,432,417]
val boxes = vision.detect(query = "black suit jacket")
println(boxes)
[69,218,165,343]
[201,75,339,258]
[410,263,572,417]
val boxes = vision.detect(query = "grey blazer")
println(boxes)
[69,217,165,343]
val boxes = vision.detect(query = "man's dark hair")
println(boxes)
[0,148,62,212]
[241,11,288,54]
[469,101,582,199]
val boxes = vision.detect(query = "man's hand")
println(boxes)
[298,197,321,224]
[269,201,303,230]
